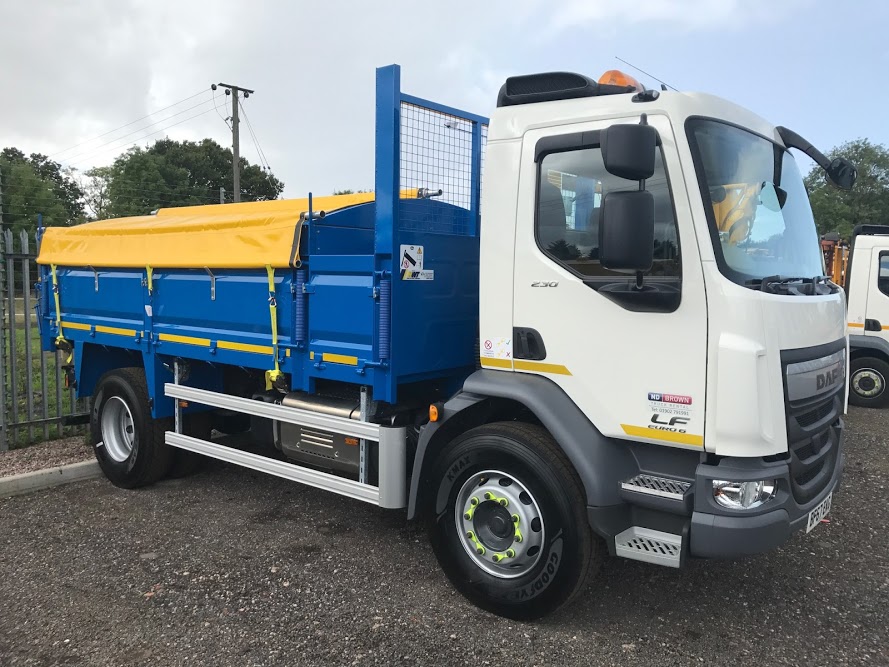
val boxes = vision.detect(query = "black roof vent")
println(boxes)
[497,72,635,108]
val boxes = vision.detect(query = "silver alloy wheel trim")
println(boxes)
[852,368,884,398]
[455,469,545,579]
[101,396,136,462]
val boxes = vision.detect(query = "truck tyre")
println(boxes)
[167,412,212,478]
[849,356,889,408]
[427,422,600,620]
[90,368,172,488]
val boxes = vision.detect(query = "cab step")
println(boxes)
[614,527,682,568]
[619,473,693,514]
[620,474,690,500]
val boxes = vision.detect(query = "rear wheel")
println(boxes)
[849,356,889,408]
[427,422,600,620]
[91,368,172,488]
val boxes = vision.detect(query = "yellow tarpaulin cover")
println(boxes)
[36,192,376,269]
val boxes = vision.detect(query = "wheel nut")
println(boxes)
[512,514,519,523]
[470,497,479,507]
[499,498,508,507]
[506,548,516,558]
[466,531,474,540]
[484,492,494,500]
[463,512,472,521]
[476,546,485,555]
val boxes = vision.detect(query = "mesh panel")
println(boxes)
[399,101,487,235]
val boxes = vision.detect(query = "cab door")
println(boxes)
[511,115,709,449]
[863,249,889,341]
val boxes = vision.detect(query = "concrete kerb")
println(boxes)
[0,460,102,498]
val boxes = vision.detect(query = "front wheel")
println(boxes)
[427,422,600,620]
[849,356,889,408]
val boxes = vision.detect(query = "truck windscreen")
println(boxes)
[687,118,824,287]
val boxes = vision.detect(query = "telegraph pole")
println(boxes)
[213,82,254,203]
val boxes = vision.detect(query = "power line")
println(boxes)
[67,108,218,168]
[239,101,276,190]
[213,87,232,130]
[60,98,215,165]
[48,89,212,158]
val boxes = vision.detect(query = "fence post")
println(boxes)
[21,230,35,444]
[0,240,6,452]
[5,229,17,446]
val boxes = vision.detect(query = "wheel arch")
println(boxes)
[849,334,889,364]
[407,369,638,520]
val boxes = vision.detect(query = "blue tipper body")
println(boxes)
[36,65,488,418]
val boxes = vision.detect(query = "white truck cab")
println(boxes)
[844,226,889,406]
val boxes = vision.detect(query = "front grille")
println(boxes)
[796,402,834,428]
[786,394,841,505]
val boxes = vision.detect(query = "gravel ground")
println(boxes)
[0,437,91,478]
[0,409,886,666]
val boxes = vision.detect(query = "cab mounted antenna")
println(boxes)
[615,57,678,92]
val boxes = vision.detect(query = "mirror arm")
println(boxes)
[776,126,831,171]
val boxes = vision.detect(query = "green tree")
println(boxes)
[1,148,85,225]
[0,156,68,234]
[805,139,889,238]
[104,138,284,217]
[81,166,113,220]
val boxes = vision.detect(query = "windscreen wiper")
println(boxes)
[744,275,831,294]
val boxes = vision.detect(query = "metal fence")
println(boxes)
[0,229,89,451]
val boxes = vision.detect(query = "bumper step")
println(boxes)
[614,527,682,568]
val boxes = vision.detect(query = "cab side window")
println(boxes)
[878,254,889,296]
[536,146,680,282]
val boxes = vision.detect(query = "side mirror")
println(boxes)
[826,157,857,191]
[599,191,655,272]
[601,123,658,181]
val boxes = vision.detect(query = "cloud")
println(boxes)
[545,0,811,33]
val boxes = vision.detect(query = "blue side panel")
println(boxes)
[61,268,144,334]
[391,201,480,384]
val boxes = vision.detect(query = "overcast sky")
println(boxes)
[1,1,886,199]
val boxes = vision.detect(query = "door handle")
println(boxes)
[865,318,882,332]
[513,327,547,360]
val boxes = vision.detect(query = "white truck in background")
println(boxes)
[835,226,889,406]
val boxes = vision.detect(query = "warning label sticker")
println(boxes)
[400,245,433,280]
[481,337,512,360]
[400,245,423,271]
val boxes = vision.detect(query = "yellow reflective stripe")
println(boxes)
[158,333,211,347]
[513,360,572,376]
[95,325,136,337]
[218,340,274,355]
[847,322,864,328]
[621,424,704,448]
[60,321,91,332]
[481,358,513,370]
[321,352,359,366]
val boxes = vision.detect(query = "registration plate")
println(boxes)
[806,492,832,533]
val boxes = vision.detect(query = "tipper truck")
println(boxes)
[36,65,856,619]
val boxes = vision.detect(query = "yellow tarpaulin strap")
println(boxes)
[265,264,283,390]
[50,265,72,363]
[146,266,154,294]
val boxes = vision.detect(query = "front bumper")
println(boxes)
[689,417,844,558]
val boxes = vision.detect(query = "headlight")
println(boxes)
[712,479,777,509]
